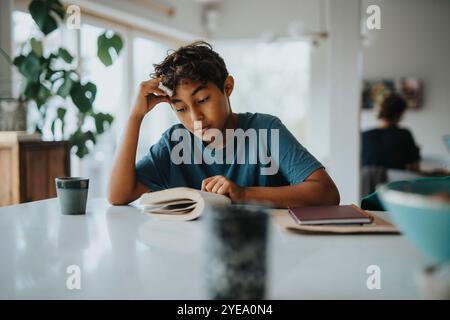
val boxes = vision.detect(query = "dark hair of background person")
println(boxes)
[151,41,229,95]
[377,93,408,123]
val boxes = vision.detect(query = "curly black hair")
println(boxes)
[151,41,229,95]
[378,93,407,122]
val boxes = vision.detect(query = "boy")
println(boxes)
[108,41,339,207]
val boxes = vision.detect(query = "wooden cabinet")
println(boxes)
[0,133,70,206]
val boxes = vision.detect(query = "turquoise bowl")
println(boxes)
[378,179,450,264]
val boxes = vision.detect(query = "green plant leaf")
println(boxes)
[69,129,97,158]
[45,68,56,80]
[70,81,97,113]
[30,38,43,56]
[29,0,65,35]
[93,112,114,134]
[51,118,56,137]
[86,130,96,144]
[97,31,123,66]
[57,107,66,119]
[58,48,73,63]
[46,69,63,82]
[14,52,41,82]
[56,71,74,97]
[24,81,40,100]
[39,54,56,73]
[49,107,66,138]
[12,55,25,68]
[36,84,51,108]
[35,124,42,134]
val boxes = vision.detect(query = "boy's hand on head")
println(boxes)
[132,78,171,118]
[201,175,245,203]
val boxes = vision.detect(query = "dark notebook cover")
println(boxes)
[288,204,374,225]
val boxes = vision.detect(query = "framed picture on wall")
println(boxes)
[395,78,423,109]
[362,77,423,110]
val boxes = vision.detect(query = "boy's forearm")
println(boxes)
[243,181,339,209]
[108,112,143,203]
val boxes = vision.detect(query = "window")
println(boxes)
[215,40,310,141]
[77,21,129,196]
[80,24,127,120]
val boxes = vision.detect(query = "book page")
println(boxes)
[145,203,197,214]
[196,190,231,205]
[138,187,199,205]
[139,187,230,221]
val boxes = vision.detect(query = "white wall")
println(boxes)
[361,0,450,158]
[211,0,322,40]
[327,0,362,204]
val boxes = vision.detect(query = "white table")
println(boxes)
[0,198,428,299]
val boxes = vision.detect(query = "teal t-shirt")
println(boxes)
[136,112,323,191]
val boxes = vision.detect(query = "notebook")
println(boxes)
[288,204,374,225]
[272,209,398,234]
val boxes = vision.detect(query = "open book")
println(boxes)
[138,187,231,221]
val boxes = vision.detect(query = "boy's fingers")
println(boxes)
[202,175,226,192]
[204,176,223,192]
[143,86,167,97]
[210,177,228,193]
[217,184,229,196]
[211,180,225,193]
[140,81,167,96]
[205,178,220,192]
[201,177,214,190]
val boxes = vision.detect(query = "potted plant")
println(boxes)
[1,0,123,158]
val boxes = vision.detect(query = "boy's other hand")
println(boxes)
[201,175,245,203]
[132,78,170,118]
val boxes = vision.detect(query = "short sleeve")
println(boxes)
[269,117,324,184]
[135,136,171,192]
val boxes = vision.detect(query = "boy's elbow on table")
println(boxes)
[318,177,340,206]
[327,184,340,206]
[107,185,133,206]
[107,192,127,206]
